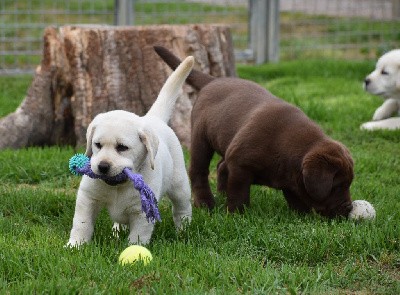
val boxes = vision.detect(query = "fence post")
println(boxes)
[393,0,400,19]
[250,0,280,64]
[114,0,134,25]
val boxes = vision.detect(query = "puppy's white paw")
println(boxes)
[174,215,192,231]
[360,121,376,130]
[112,223,128,238]
[64,240,83,249]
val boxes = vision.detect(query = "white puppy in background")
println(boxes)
[67,56,194,247]
[361,49,400,130]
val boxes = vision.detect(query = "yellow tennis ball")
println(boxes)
[119,245,153,266]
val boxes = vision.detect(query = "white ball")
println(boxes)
[348,200,376,220]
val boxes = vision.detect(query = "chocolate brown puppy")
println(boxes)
[154,46,354,218]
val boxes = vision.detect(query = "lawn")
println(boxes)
[0,59,399,294]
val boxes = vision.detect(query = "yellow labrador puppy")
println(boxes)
[67,56,194,247]
[361,49,400,130]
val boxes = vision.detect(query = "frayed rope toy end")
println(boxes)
[68,153,161,223]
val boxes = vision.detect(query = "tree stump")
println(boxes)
[0,24,236,150]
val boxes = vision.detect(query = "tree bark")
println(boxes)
[0,24,236,149]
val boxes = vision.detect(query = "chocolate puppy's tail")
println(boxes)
[154,46,215,91]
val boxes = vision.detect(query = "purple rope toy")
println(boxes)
[69,153,161,223]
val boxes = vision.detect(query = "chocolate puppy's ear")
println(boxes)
[302,155,336,201]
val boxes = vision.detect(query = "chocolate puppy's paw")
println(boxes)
[194,194,216,210]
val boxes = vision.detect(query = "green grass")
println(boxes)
[0,75,32,117]
[1,59,399,294]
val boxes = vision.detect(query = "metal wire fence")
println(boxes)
[0,0,399,75]
[280,0,400,60]
[0,0,115,74]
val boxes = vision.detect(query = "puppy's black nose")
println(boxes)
[98,161,110,174]
[364,78,370,86]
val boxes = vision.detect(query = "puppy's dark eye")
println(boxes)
[116,144,128,152]
[381,69,389,75]
[95,142,102,149]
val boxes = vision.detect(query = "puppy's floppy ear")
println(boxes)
[85,122,96,157]
[138,128,159,170]
[302,152,337,201]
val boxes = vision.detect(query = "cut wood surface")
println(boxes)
[0,24,236,149]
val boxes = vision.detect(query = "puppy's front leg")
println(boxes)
[361,117,400,130]
[67,194,102,247]
[373,98,399,120]
[128,213,155,245]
